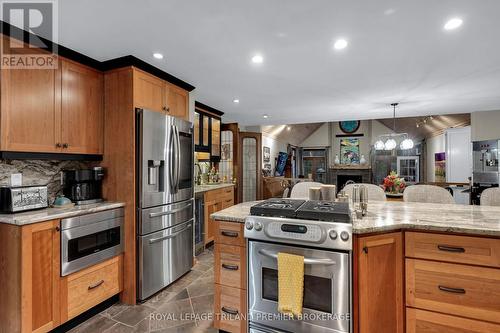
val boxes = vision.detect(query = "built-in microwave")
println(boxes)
[61,208,124,276]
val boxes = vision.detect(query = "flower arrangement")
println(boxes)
[383,171,406,194]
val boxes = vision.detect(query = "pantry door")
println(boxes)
[239,132,262,203]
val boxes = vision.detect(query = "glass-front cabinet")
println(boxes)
[194,102,223,161]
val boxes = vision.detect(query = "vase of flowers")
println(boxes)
[383,171,406,194]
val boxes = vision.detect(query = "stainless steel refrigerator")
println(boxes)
[136,108,194,301]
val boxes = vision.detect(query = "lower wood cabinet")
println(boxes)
[406,308,500,333]
[213,219,246,333]
[204,186,234,245]
[0,220,123,333]
[356,232,404,333]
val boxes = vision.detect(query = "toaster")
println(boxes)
[0,185,48,213]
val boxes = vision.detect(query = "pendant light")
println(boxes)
[374,103,414,151]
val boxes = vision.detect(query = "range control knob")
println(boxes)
[245,221,254,230]
[254,222,263,231]
[329,230,338,240]
[340,231,350,241]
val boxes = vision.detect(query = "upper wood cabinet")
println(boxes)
[0,56,104,155]
[0,61,61,153]
[357,232,404,333]
[194,107,222,161]
[132,68,189,120]
[61,60,104,154]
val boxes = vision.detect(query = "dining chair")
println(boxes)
[480,187,500,206]
[403,185,455,204]
[289,181,324,200]
[342,183,387,201]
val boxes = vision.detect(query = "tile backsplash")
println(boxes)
[0,159,96,204]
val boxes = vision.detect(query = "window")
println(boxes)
[397,156,419,184]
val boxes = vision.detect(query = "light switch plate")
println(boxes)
[10,173,22,186]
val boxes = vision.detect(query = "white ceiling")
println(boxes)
[43,1,500,124]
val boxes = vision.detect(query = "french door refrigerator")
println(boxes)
[136,108,194,301]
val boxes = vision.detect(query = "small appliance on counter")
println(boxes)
[471,139,500,204]
[62,167,105,205]
[0,185,48,213]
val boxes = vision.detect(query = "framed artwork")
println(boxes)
[339,120,360,134]
[340,138,360,164]
[435,152,446,182]
[263,146,271,162]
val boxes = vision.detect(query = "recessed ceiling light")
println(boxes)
[444,18,463,30]
[263,114,269,119]
[333,39,348,50]
[153,53,163,59]
[287,126,291,131]
[233,99,240,104]
[251,54,264,64]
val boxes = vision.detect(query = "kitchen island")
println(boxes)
[211,200,500,333]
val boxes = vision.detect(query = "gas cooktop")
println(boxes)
[250,198,351,223]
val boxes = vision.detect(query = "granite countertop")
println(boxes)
[0,201,126,226]
[195,183,235,194]
[211,200,500,237]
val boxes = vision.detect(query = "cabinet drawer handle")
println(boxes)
[55,143,62,148]
[88,280,104,290]
[222,263,239,271]
[438,285,466,294]
[363,246,368,254]
[62,143,69,148]
[221,231,238,238]
[221,306,239,315]
[437,245,465,253]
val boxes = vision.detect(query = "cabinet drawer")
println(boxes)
[215,221,245,246]
[406,258,500,323]
[406,232,500,268]
[214,284,246,333]
[222,197,234,209]
[215,244,246,289]
[407,308,500,333]
[66,256,123,319]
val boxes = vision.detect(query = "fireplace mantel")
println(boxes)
[331,164,371,170]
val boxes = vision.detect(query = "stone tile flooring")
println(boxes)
[69,249,216,333]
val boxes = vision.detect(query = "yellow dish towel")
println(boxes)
[277,252,304,317]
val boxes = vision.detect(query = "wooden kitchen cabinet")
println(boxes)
[204,186,235,245]
[0,220,61,333]
[194,102,223,161]
[204,199,220,245]
[133,68,189,120]
[61,59,104,154]
[0,59,61,153]
[356,232,404,333]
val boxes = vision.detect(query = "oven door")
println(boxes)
[248,241,351,333]
[61,217,123,276]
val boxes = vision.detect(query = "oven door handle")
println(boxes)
[149,223,192,244]
[258,249,336,266]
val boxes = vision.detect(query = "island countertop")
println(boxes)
[211,200,500,237]
[0,201,126,226]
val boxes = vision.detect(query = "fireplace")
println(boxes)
[329,165,372,192]
[337,175,363,192]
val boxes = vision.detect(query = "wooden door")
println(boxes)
[22,220,61,333]
[238,132,262,203]
[165,83,188,120]
[357,232,404,333]
[221,123,240,203]
[0,59,61,153]
[133,68,165,113]
[61,59,104,154]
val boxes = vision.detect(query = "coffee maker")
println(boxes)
[62,167,105,205]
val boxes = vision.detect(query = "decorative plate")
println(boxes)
[339,120,360,134]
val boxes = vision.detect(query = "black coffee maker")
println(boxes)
[62,167,105,205]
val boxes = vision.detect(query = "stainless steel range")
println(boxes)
[245,199,352,333]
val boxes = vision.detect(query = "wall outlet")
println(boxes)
[10,173,22,186]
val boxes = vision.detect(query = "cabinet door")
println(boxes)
[0,62,61,153]
[204,200,220,245]
[21,220,61,333]
[133,69,165,113]
[211,118,221,158]
[61,60,104,154]
[165,83,188,120]
[357,232,403,333]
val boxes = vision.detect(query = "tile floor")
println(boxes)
[69,249,216,333]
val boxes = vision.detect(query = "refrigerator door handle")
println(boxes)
[175,125,181,192]
[169,125,176,193]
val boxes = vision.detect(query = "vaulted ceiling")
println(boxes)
[13,0,500,125]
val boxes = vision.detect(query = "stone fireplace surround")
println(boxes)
[329,165,372,191]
